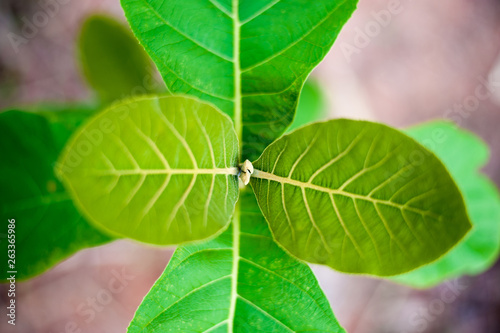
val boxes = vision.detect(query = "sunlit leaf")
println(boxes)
[0,108,112,281]
[121,0,358,159]
[250,119,471,276]
[57,96,239,245]
[392,121,500,287]
[128,190,345,332]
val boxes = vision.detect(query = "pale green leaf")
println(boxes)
[121,0,358,160]
[392,121,500,287]
[57,96,240,245]
[128,190,345,332]
[250,119,472,276]
[0,108,112,281]
[288,78,327,132]
[78,14,163,104]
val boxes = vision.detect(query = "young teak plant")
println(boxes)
[4,1,500,332]
[56,93,471,330]
[51,0,475,330]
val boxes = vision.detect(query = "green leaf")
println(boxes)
[250,119,472,276]
[57,96,240,245]
[288,78,327,132]
[392,122,500,287]
[121,0,358,160]
[0,109,112,281]
[78,14,163,104]
[128,190,345,332]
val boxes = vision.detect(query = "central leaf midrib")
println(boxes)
[89,167,239,176]
[227,201,240,332]
[228,1,242,331]
[140,236,327,332]
[232,0,242,157]
[253,169,440,219]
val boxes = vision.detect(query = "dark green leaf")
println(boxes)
[0,109,112,281]
[128,190,345,332]
[121,0,358,160]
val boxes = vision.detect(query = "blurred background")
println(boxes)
[1,0,499,332]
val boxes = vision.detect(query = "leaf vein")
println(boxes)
[254,170,441,220]
[140,0,233,62]
[166,174,197,232]
[241,1,346,72]
[302,188,332,254]
[237,295,295,332]
[142,275,232,329]
[330,193,363,258]
[153,99,199,169]
[308,130,364,184]
[240,0,281,26]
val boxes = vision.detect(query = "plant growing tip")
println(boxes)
[239,159,254,186]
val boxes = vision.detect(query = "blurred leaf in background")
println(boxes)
[78,15,164,105]
[393,122,500,288]
[0,108,114,281]
[288,78,327,132]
